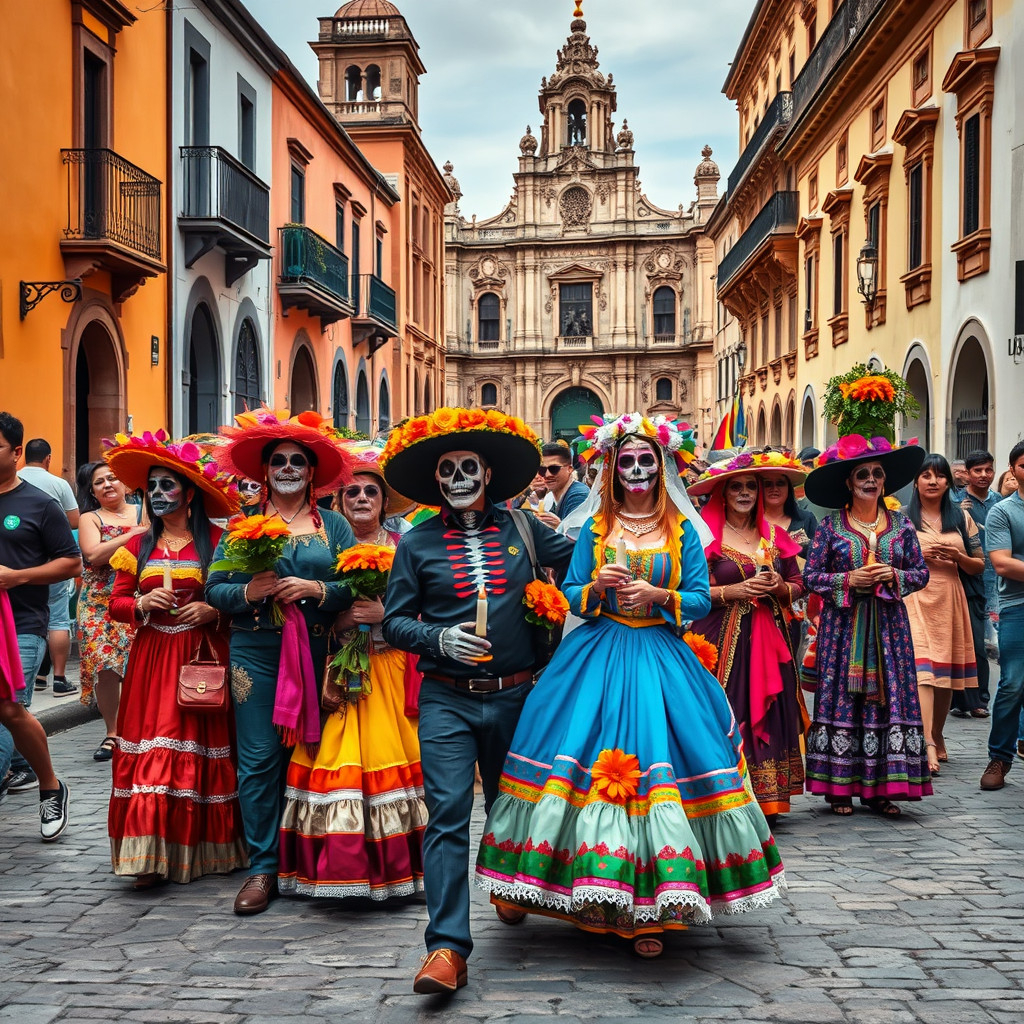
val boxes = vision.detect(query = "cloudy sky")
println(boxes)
[241,0,752,217]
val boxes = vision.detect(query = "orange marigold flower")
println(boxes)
[431,408,459,431]
[590,748,642,804]
[459,408,487,429]
[847,375,895,403]
[227,514,290,541]
[485,409,507,430]
[523,579,569,625]
[335,543,396,574]
[683,631,719,672]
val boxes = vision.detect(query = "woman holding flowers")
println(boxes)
[278,445,426,900]
[475,415,785,960]
[687,451,808,822]
[208,410,356,916]
[104,433,248,887]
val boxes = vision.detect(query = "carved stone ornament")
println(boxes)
[559,186,592,229]
[595,181,611,205]
[694,145,720,180]
[640,378,650,403]
[540,185,558,209]
[616,119,634,151]
[556,145,596,172]
[442,160,462,202]
[520,125,538,156]
[541,373,563,389]
[503,381,511,406]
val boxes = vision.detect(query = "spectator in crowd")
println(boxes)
[997,469,1017,498]
[18,438,79,697]
[980,441,1024,791]
[951,459,969,495]
[534,441,589,531]
[0,412,77,838]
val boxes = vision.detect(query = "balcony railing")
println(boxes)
[792,0,886,121]
[61,148,161,259]
[717,191,799,290]
[728,92,793,196]
[353,274,397,333]
[180,146,270,244]
[280,225,350,305]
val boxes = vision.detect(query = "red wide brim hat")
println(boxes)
[218,409,355,497]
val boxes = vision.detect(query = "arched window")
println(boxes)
[378,376,390,433]
[233,318,261,414]
[345,65,361,102]
[567,98,587,146]
[653,287,676,339]
[478,293,500,342]
[424,374,432,414]
[332,361,349,430]
[355,370,370,436]
[365,64,381,101]
[655,377,672,402]
[481,382,498,407]
[414,368,421,415]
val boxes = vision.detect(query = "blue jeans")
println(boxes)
[417,678,532,958]
[0,633,47,779]
[988,604,1024,764]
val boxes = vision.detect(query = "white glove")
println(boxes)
[438,621,492,665]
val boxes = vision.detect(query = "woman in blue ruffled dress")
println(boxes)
[475,415,785,958]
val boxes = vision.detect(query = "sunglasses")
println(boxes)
[343,484,381,500]
[269,453,309,469]
[539,464,566,476]
[762,479,789,489]
[853,467,886,482]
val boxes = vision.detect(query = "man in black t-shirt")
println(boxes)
[0,412,79,840]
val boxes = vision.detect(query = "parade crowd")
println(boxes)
[2,363,1024,994]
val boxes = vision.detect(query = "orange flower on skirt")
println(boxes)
[590,748,642,803]
[682,631,719,672]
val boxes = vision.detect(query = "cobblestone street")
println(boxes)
[2,700,1023,1024]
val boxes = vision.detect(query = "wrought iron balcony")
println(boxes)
[278,225,353,327]
[179,146,270,286]
[59,148,164,301]
[717,191,799,291]
[728,92,793,196]
[792,0,886,122]
[351,273,398,353]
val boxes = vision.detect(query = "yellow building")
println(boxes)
[718,0,1012,458]
[0,1,168,477]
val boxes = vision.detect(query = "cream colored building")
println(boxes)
[443,10,719,445]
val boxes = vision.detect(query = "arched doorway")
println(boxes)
[549,386,603,445]
[289,345,318,414]
[903,354,931,449]
[187,303,220,434]
[424,374,432,414]
[800,392,816,451]
[355,370,370,436]
[769,402,783,447]
[783,395,795,451]
[755,406,767,447]
[74,320,122,467]
[233,319,261,415]
[949,332,990,459]
[378,375,390,433]
[332,361,349,430]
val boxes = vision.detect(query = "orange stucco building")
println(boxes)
[0,0,169,478]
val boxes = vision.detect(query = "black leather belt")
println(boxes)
[426,670,534,693]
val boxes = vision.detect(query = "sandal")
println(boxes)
[860,797,902,818]
[828,798,853,816]
[633,936,664,958]
[93,737,117,762]
[926,743,940,776]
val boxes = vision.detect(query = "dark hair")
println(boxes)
[1009,440,1024,470]
[906,453,965,534]
[965,449,994,471]
[541,440,574,466]
[24,438,51,463]
[0,412,24,449]
[137,468,214,573]
[76,461,106,513]
[797,446,820,462]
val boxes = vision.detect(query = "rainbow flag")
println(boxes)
[711,400,734,450]
[734,397,747,446]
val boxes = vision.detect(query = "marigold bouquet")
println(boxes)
[328,544,396,697]
[683,631,719,673]
[210,514,291,624]
[523,579,569,632]
[822,364,919,442]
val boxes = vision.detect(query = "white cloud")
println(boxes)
[242,0,750,216]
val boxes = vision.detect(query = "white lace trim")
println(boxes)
[117,737,233,759]
[477,868,786,924]
[279,877,423,900]
[112,785,238,804]
[283,785,424,808]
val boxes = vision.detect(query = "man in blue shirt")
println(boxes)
[533,441,590,534]
[980,441,1024,790]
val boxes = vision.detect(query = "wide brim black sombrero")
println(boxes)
[805,444,925,509]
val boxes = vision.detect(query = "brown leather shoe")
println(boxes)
[494,902,527,925]
[980,758,1012,791]
[233,873,278,915]
[413,948,467,994]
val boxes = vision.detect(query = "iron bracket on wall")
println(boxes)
[19,280,83,321]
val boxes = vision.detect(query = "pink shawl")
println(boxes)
[0,591,25,702]
[273,602,320,754]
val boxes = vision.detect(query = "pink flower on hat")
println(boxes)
[837,434,869,459]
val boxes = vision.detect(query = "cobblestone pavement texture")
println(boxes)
[2,680,1024,1024]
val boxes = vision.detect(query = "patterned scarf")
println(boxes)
[848,593,887,705]
[273,602,321,755]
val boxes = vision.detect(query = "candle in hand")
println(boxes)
[867,530,878,564]
[754,540,771,573]
[615,538,629,567]
[162,549,172,590]
[475,585,488,637]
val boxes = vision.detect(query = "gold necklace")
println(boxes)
[849,510,881,533]
[725,520,757,542]
[616,511,660,537]
[269,500,307,525]
[161,531,193,552]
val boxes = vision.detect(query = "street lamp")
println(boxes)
[856,239,878,307]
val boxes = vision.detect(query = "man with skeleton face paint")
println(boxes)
[381,409,574,994]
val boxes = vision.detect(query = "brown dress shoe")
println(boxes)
[413,949,468,994]
[494,902,527,925]
[980,759,1012,791]
[233,873,277,915]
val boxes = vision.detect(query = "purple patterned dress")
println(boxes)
[803,509,932,802]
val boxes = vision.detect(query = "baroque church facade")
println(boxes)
[444,8,721,445]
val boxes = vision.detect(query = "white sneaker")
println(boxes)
[39,781,70,842]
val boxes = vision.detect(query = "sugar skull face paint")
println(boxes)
[436,450,490,509]
[267,442,311,498]
[616,438,659,494]
[848,460,886,503]
[147,470,184,518]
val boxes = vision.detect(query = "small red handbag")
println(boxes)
[177,632,229,714]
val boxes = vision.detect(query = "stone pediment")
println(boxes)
[546,261,605,281]
[468,253,510,290]
[556,145,597,172]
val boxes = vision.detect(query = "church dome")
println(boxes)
[334,0,401,17]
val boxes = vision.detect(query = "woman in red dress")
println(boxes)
[105,433,248,888]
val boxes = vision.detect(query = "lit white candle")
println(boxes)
[754,540,771,573]
[475,585,488,637]
[161,549,172,590]
[867,531,878,563]
[615,538,629,567]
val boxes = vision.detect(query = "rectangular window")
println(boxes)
[761,312,769,366]
[186,54,210,146]
[351,219,361,312]
[787,293,798,352]
[237,75,256,170]
[809,172,818,210]
[837,135,848,184]
[912,45,931,106]
[870,99,885,151]
[1016,261,1024,335]
[805,254,815,330]
[335,203,345,252]
[376,234,384,277]
[967,0,991,47]
[908,163,923,270]
[788,52,795,87]
[290,165,304,224]
[833,233,844,316]
[558,283,593,337]
[963,113,980,237]
[808,21,817,52]
[774,304,782,360]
